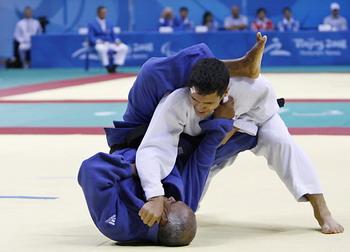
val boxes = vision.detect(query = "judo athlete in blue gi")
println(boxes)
[78,35,265,246]
[79,118,257,246]
[118,33,343,234]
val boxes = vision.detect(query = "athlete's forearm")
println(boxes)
[220,127,239,146]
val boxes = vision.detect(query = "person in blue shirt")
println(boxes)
[88,6,128,73]
[174,7,194,31]
[79,118,257,245]
[277,7,300,32]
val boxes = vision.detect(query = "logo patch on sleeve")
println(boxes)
[105,214,116,226]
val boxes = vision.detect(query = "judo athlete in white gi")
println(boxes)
[135,33,344,234]
[88,6,128,73]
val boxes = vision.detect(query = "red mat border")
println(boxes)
[0,73,135,98]
[0,99,349,104]
[0,127,349,135]
[0,99,128,103]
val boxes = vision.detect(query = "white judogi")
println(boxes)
[136,75,323,201]
[136,88,202,199]
[13,18,42,64]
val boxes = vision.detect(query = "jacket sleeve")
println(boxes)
[230,75,279,136]
[180,119,233,211]
[14,22,24,43]
[88,23,98,44]
[78,151,133,225]
[135,91,187,200]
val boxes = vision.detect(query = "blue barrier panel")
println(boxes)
[31,31,350,67]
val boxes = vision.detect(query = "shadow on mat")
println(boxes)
[193,216,316,247]
[55,220,317,248]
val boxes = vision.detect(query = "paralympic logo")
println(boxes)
[264,37,292,57]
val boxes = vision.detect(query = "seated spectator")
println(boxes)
[88,6,129,74]
[159,7,175,28]
[13,6,42,68]
[278,7,300,31]
[323,2,348,31]
[224,5,248,31]
[202,11,219,31]
[174,7,193,31]
[251,8,274,31]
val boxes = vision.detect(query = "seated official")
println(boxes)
[158,7,175,30]
[251,8,274,31]
[323,2,348,31]
[277,7,300,32]
[13,6,42,68]
[174,7,194,31]
[224,5,248,31]
[202,11,219,31]
[88,6,128,73]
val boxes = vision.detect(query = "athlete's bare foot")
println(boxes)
[306,194,344,234]
[315,212,344,234]
[243,32,267,78]
[222,32,267,78]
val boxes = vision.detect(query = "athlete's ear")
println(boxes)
[221,88,229,102]
[224,88,229,97]
[160,211,168,226]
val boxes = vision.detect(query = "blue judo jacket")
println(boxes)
[105,43,257,151]
[105,43,216,148]
[78,118,256,243]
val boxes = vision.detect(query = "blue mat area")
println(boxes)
[281,103,350,127]
[0,102,349,128]
[0,103,127,127]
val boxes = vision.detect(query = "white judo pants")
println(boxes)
[19,42,31,66]
[203,113,323,202]
[95,42,128,66]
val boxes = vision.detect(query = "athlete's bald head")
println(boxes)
[158,199,196,246]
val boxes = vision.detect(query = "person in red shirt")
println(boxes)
[251,8,274,31]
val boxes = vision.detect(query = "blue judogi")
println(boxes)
[79,119,257,242]
[88,19,119,46]
[123,43,214,125]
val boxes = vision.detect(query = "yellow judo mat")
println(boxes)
[0,73,349,251]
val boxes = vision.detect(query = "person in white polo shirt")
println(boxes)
[224,5,248,31]
[323,2,348,31]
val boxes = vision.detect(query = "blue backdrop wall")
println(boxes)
[1,0,349,59]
